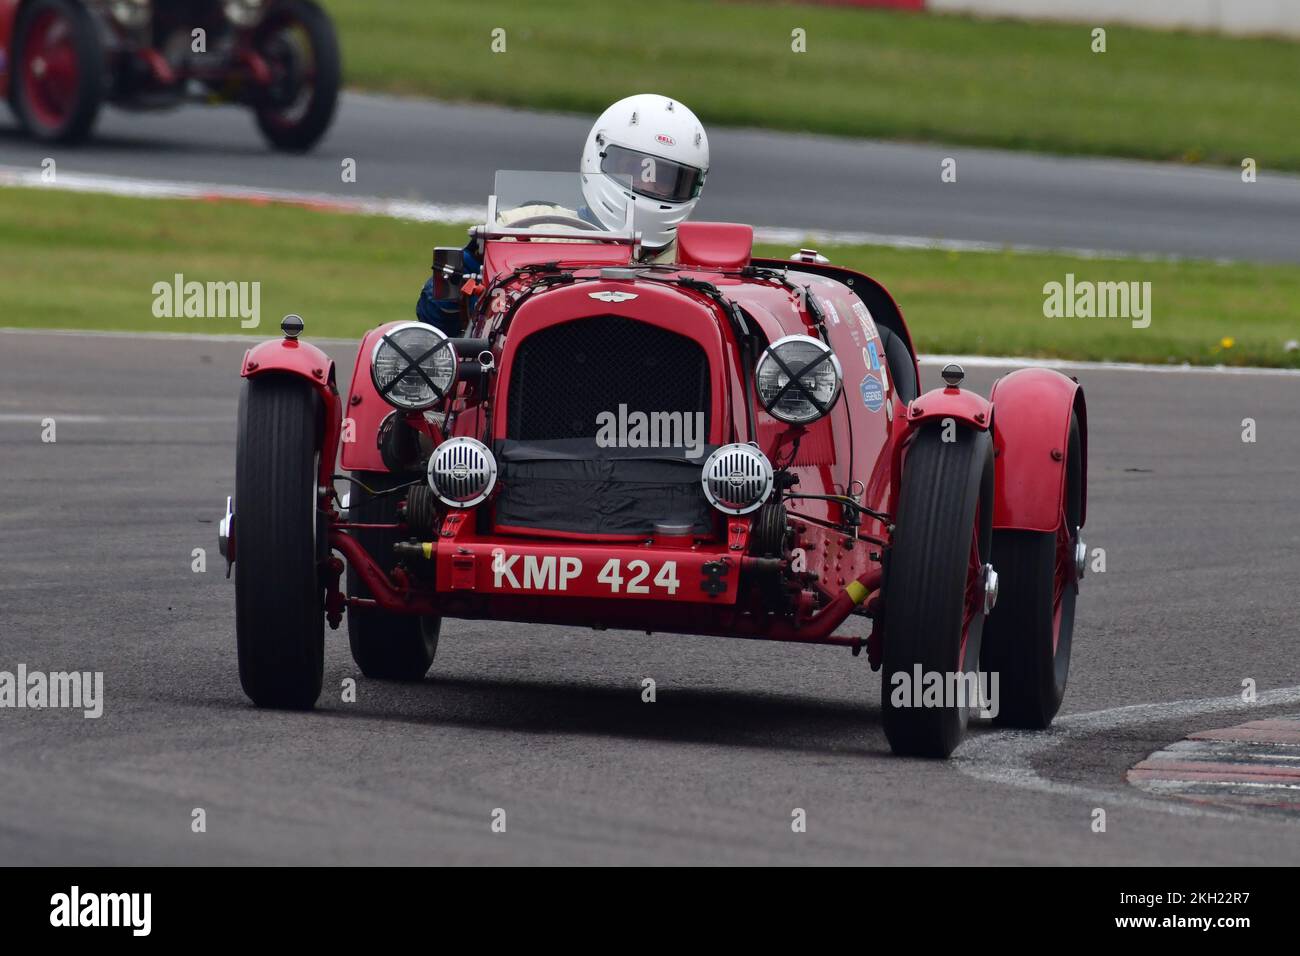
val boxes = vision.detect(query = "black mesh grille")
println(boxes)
[507,315,710,440]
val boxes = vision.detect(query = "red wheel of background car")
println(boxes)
[12,0,103,142]
[982,413,1083,728]
[252,0,340,152]
[20,10,76,128]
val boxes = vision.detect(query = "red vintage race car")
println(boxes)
[0,0,338,149]
[221,171,1088,758]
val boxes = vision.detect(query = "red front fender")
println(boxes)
[989,368,1087,532]
[242,337,342,487]
[905,385,992,431]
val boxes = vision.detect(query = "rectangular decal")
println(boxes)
[851,300,878,342]
[860,373,885,412]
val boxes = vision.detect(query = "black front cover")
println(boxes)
[494,438,715,536]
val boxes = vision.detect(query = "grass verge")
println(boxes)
[323,0,1300,170]
[2,187,1296,367]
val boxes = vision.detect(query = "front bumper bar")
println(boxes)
[329,529,882,649]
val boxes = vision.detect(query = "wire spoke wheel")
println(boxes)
[253,0,340,152]
[13,0,103,142]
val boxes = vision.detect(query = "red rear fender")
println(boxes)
[989,368,1087,532]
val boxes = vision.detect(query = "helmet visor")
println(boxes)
[600,144,704,204]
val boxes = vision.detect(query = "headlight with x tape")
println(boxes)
[370,322,459,411]
[754,334,844,425]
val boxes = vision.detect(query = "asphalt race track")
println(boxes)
[1,330,1297,865]
[4,93,1300,263]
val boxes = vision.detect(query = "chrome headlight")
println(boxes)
[702,443,774,516]
[109,0,151,29]
[371,322,458,411]
[428,437,497,508]
[755,334,843,425]
[223,0,267,28]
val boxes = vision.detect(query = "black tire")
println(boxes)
[346,471,440,680]
[235,375,325,709]
[882,424,994,758]
[982,414,1082,728]
[11,0,104,143]
[253,0,340,152]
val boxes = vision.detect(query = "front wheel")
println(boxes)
[253,0,341,152]
[11,0,104,143]
[235,375,325,709]
[881,424,994,758]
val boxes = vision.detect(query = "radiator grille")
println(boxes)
[507,315,709,441]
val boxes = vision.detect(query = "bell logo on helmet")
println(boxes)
[656,133,676,146]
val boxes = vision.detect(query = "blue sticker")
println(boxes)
[866,341,881,370]
[860,373,884,412]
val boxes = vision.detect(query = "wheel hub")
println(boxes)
[1074,538,1087,580]
[217,495,235,577]
[982,563,999,614]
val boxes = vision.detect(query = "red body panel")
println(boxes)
[339,322,413,474]
[676,221,753,270]
[482,240,632,276]
[330,241,913,631]
[989,367,1087,532]
[0,1,20,99]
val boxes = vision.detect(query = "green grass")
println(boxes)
[2,187,1297,367]
[322,0,1300,169]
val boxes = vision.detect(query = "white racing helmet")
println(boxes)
[580,94,710,251]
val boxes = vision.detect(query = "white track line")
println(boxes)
[0,164,486,224]
[3,327,1297,377]
[0,327,360,346]
[1,164,1201,262]
[0,413,230,424]
[921,353,1300,378]
[956,686,1300,819]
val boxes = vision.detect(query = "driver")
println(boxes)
[416,93,711,335]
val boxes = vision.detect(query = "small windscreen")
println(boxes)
[492,170,632,235]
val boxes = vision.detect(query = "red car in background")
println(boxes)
[222,171,1090,758]
[0,0,339,150]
